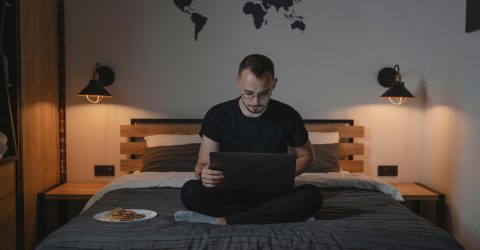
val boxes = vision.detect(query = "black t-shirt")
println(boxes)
[199,97,308,153]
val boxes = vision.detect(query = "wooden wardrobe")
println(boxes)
[0,0,61,249]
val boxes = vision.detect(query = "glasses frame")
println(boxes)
[239,88,272,101]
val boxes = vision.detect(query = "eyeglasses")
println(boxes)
[240,89,272,101]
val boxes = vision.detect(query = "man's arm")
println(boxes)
[194,135,224,188]
[291,139,315,176]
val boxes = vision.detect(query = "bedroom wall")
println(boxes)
[65,0,428,184]
[64,1,480,248]
[422,1,480,249]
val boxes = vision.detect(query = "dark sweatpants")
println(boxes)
[180,180,323,224]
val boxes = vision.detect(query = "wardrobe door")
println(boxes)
[20,0,60,248]
[0,0,19,247]
[0,158,17,250]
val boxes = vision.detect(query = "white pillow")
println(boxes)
[0,144,7,159]
[308,132,340,144]
[144,134,202,148]
[0,132,7,145]
[0,132,7,159]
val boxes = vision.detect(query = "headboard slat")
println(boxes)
[338,143,364,155]
[305,124,364,138]
[121,159,364,173]
[121,124,364,138]
[121,142,364,156]
[120,142,146,154]
[120,159,142,172]
[339,160,363,172]
[120,124,201,137]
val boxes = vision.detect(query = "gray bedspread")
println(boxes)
[37,187,463,250]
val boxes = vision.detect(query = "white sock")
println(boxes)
[306,216,315,221]
[174,210,219,225]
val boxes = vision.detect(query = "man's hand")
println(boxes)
[292,139,315,176]
[194,135,222,187]
[200,164,224,188]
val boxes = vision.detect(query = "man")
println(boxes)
[175,54,322,225]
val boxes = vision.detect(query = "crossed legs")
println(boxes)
[178,180,323,225]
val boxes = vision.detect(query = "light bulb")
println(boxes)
[86,95,104,104]
[388,97,407,105]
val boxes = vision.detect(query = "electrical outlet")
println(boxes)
[94,165,115,176]
[378,165,398,176]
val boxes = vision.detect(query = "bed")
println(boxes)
[36,119,463,250]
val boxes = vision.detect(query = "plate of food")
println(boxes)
[94,207,157,222]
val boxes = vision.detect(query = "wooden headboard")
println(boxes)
[120,119,364,173]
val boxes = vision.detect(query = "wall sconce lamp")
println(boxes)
[377,64,415,105]
[77,63,115,103]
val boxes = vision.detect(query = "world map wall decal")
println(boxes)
[173,0,306,41]
[173,0,208,41]
[243,0,306,32]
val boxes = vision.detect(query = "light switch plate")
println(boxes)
[378,165,398,176]
[94,165,115,176]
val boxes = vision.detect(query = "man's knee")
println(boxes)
[299,184,323,210]
[180,180,202,209]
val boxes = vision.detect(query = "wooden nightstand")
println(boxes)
[38,182,108,240]
[391,183,445,229]
[43,182,107,200]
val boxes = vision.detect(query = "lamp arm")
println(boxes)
[393,64,400,74]
[92,63,101,80]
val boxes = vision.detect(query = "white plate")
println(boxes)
[94,209,157,222]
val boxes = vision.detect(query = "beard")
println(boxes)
[246,104,267,114]
[241,98,269,115]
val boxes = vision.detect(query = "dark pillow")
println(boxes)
[141,143,200,172]
[306,143,340,173]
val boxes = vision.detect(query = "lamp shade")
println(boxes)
[77,80,112,104]
[380,82,415,106]
[78,80,112,97]
[77,63,114,103]
[380,82,415,98]
[377,64,415,105]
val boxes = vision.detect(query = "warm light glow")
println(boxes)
[388,97,407,105]
[86,95,104,104]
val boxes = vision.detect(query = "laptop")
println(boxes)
[209,152,296,193]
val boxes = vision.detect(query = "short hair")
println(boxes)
[238,54,275,78]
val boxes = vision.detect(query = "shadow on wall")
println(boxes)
[423,105,460,235]
[414,78,427,110]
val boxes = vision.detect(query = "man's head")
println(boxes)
[236,54,277,116]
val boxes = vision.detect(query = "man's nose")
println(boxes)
[251,95,260,105]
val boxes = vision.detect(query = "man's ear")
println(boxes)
[235,76,240,89]
[272,78,278,90]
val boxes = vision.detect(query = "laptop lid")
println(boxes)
[210,152,296,193]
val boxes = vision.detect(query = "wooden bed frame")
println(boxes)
[120,119,364,173]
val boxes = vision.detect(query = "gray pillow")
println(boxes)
[141,143,200,172]
[306,143,340,173]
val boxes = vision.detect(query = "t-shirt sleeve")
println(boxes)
[287,110,308,147]
[199,107,221,143]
